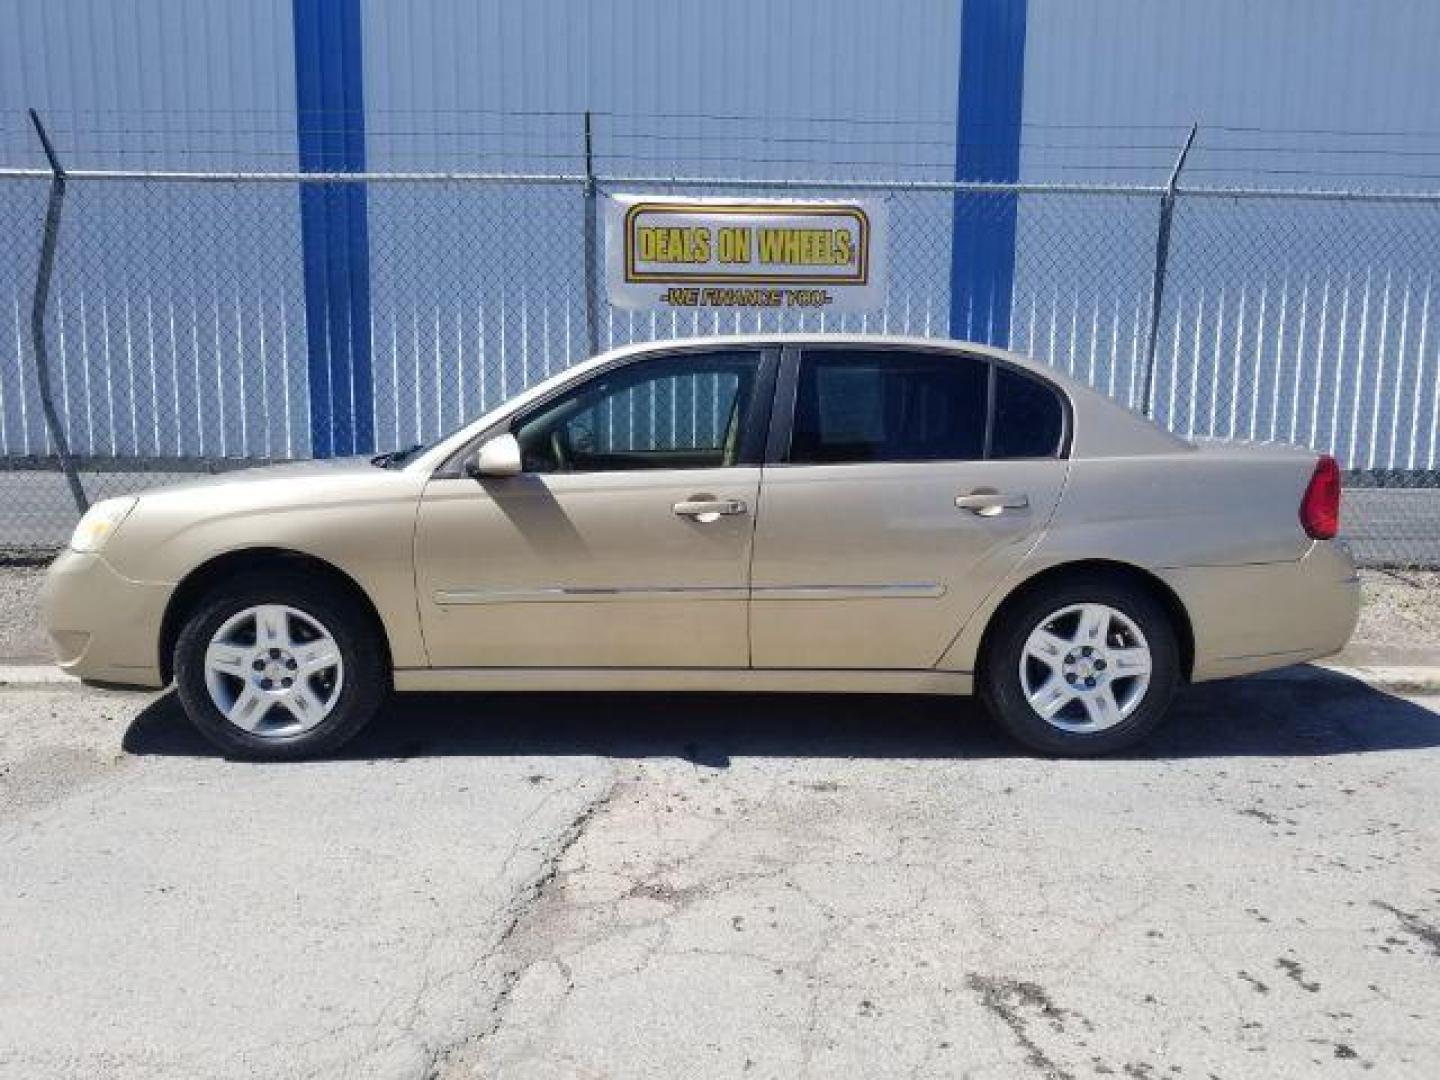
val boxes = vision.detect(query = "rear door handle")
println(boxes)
[955,491,1029,517]
[673,497,749,523]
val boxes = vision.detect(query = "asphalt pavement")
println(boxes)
[2,670,1438,1079]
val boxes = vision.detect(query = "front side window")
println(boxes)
[788,350,989,464]
[514,351,762,473]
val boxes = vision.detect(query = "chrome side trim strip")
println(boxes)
[434,585,747,605]
[752,583,946,601]
[435,582,945,605]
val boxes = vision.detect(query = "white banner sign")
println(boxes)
[604,194,887,312]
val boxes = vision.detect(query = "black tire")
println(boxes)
[173,571,389,760]
[979,575,1180,757]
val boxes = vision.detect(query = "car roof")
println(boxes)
[598,332,1050,375]
[592,333,1120,407]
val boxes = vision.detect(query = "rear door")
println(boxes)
[748,345,1070,670]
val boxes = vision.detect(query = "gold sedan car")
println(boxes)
[43,336,1359,758]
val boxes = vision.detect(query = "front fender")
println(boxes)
[100,470,431,669]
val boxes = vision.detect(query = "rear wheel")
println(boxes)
[174,573,388,759]
[980,577,1180,756]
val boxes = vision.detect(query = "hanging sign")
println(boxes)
[604,194,886,312]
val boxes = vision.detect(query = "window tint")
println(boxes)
[788,350,988,464]
[990,367,1064,459]
[514,352,760,473]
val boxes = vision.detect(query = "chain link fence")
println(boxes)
[2,163,1437,568]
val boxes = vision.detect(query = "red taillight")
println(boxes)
[1300,454,1341,539]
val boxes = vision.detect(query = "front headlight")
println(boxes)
[69,496,138,553]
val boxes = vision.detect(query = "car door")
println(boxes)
[749,345,1070,670]
[415,347,775,669]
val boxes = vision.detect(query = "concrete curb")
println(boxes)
[1315,662,1440,694]
[0,664,82,688]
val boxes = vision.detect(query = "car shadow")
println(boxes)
[120,666,1439,765]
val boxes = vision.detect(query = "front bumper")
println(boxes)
[1161,540,1361,682]
[41,550,173,688]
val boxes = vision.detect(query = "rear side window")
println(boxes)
[789,350,989,464]
[990,366,1065,459]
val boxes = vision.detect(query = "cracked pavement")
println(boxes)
[2,669,1439,1078]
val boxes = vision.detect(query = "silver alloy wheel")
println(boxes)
[1018,602,1153,733]
[203,604,344,737]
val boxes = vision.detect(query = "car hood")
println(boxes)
[136,456,388,498]
[97,454,431,589]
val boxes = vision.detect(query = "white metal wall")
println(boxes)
[359,0,961,177]
[1012,0,1440,470]
[0,0,307,459]
[355,0,965,446]
[0,0,297,170]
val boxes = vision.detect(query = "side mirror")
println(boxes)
[467,433,522,479]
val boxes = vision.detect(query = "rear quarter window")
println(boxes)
[990,367,1065,459]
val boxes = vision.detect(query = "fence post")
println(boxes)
[27,108,88,515]
[1139,122,1198,418]
[582,110,600,359]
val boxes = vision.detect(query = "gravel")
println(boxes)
[0,565,49,663]
[1349,569,1440,663]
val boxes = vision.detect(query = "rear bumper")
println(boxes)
[41,550,172,688]
[1160,540,1361,682]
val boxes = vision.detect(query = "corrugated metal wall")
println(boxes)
[1024,0,1440,187]
[0,0,305,458]
[10,0,1434,182]
[0,0,296,169]
[1013,0,1440,468]
[361,0,959,176]
[356,0,962,446]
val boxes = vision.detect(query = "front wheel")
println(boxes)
[980,578,1180,756]
[173,573,389,760]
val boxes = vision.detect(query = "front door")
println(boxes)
[415,348,773,669]
[749,346,1070,669]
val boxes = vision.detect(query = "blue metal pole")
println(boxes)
[293,0,372,457]
[949,0,1028,347]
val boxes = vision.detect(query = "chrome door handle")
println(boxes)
[673,497,749,522]
[955,491,1029,517]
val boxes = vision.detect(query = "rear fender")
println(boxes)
[936,449,1320,673]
